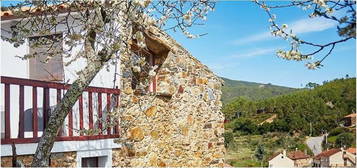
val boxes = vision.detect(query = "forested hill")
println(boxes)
[221,77,297,103]
[223,77,356,136]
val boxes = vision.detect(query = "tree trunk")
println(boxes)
[31,59,106,167]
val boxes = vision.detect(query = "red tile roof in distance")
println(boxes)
[347,148,356,155]
[314,148,341,159]
[287,150,311,160]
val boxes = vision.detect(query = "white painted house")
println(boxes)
[313,148,356,167]
[268,150,295,168]
[1,6,124,167]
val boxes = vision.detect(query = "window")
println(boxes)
[76,150,112,167]
[28,34,64,82]
[81,157,98,167]
[130,45,157,93]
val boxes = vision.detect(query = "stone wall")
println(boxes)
[115,26,226,167]
[1,152,76,167]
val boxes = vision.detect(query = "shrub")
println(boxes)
[335,133,355,148]
[232,118,258,134]
[329,127,348,137]
[223,132,234,147]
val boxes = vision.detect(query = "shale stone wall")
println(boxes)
[114,26,226,167]
[1,152,76,167]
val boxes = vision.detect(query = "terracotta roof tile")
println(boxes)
[1,4,71,21]
[314,148,341,159]
[347,148,356,155]
[287,150,310,160]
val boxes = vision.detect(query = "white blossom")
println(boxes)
[138,57,146,66]
[134,31,144,41]
[132,0,151,8]
[148,69,156,77]
[132,66,141,72]
[148,65,158,77]
[305,62,319,70]
[137,41,146,48]
[183,12,193,23]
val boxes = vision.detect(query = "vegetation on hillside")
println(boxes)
[221,77,296,103]
[224,78,356,136]
[223,77,356,166]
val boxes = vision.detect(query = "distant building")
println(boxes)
[341,113,356,127]
[287,150,312,167]
[313,148,356,167]
[268,150,311,167]
[268,150,294,168]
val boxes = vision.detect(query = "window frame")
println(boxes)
[130,44,157,94]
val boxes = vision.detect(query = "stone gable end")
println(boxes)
[115,26,225,167]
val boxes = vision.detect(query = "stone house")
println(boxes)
[313,148,356,167]
[268,150,312,167]
[0,5,225,167]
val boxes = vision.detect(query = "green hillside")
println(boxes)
[221,77,297,103]
[223,77,356,166]
[224,77,356,136]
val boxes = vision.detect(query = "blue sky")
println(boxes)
[168,1,356,88]
[2,1,355,88]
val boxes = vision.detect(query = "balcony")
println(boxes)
[1,76,120,144]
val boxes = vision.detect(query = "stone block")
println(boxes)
[145,106,157,117]
[129,127,144,141]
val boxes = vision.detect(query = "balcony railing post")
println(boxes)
[79,95,84,135]
[57,89,62,136]
[32,86,38,138]
[18,85,25,138]
[4,84,11,139]
[114,94,119,135]
[106,93,111,135]
[98,93,102,135]
[43,88,50,129]
[88,92,93,130]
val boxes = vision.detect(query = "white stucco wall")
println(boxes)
[329,151,344,167]
[268,153,295,168]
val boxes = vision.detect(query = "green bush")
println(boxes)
[335,133,355,148]
[329,127,348,137]
[232,118,258,135]
[223,132,234,147]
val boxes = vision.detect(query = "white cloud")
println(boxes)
[289,17,337,34]
[231,47,279,58]
[233,32,273,45]
[233,17,337,45]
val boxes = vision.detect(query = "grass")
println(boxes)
[225,132,311,167]
[327,136,338,144]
